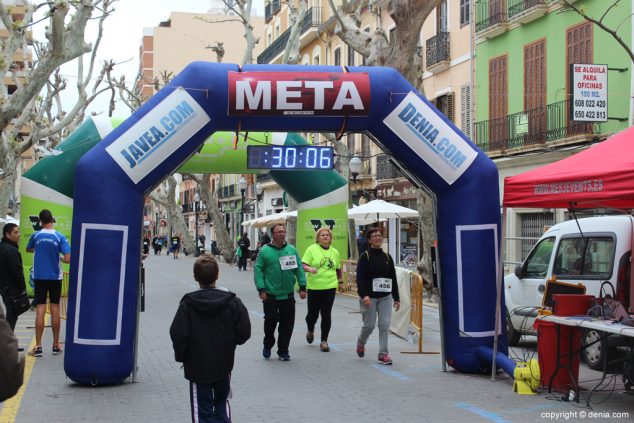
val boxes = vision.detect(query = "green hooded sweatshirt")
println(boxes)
[254,242,306,300]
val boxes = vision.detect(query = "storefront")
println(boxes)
[376,180,419,268]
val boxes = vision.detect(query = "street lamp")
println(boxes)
[238,176,247,234]
[256,182,264,201]
[349,154,362,183]
[194,191,201,257]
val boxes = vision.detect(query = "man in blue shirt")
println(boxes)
[26,209,70,357]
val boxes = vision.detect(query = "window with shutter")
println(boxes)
[461,85,471,138]
[489,55,508,148]
[566,21,593,134]
[334,48,341,66]
[524,39,546,143]
[434,93,455,123]
[348,46,355,66]
[460,0,470,27]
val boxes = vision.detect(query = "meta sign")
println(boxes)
[228,72,371,116]
[571,64,608,122]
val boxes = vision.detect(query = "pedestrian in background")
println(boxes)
[356,229,368,256]
[301,227,342,352]
[237,232,250,271]
[254,223,306,361]
[0,223,29,340]
[171,234,181,259]
[26,209,71,357]
[355,227,400,365]
[170,254,251,423]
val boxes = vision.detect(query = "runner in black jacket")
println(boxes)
[170,254,251,422]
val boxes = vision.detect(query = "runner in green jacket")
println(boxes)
[254,223,306,361]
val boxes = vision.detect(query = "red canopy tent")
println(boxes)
[503,126,634,209]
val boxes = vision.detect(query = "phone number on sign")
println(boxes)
[541,411,630,420]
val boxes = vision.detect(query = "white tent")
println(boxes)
[347,199,418,221]
[241,210,297,228]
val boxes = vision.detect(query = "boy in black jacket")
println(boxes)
[170,254,251,423]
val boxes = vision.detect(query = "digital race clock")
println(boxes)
[247,146,334,170]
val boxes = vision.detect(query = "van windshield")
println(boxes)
[525,237,555,278]
[554,236,615,279]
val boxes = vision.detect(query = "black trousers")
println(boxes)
[238,254,248,270]
[262,296,295,355]
[1,290,17,331]
[305,288,336,342]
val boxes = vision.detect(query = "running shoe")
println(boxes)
[32,346,43,357]
[356,343,365,358]
[52,345,63,355]
[320,341,330,352]
[278,353,291,361]
[262,347,271,359]
[306,331,314,344]
[377,353,393,365]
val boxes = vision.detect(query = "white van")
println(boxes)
[505,215,632,369]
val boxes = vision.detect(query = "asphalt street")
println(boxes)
[1,253,632,422]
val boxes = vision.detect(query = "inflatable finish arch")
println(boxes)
[65,63,505,384]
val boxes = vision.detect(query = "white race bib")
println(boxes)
[279,255,298,270]
[372,278,392,292]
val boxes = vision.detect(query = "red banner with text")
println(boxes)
[228,71,371,116]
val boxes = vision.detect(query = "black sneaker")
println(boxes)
[306,331,314,344]
[262,347,271,359]
[32,346,43,357]
[52,345,62,355]
[278,353,291,361]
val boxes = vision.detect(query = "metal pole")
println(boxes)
[195,202,200,257]
[240,189,245,235]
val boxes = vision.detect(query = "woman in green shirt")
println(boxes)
[302,227,343,352]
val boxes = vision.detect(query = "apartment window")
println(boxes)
[436,0,447,33]
[489,55,508,145]
[566,21,593,131]
[348,46,355,66]
[524,39,546,139]
[460,0,470,27]
[334,47,341,66]
[460,85,471,138]
[433,93,454,123]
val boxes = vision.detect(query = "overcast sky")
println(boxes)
[37,0,264,118]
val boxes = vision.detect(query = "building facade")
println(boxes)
[135,2,264,247]
[474,0,632,269]
[258,0,473,264]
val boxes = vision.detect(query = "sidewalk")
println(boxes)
[1,253,632,422]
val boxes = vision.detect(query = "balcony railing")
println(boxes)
[475,2,508,32]
[508,0,548,18]
[257,7,322,64]
[426,31,450,68]
[474,99,597,153]
[264,0,281,23]
[376,154,400,180]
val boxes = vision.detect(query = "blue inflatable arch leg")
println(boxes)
[65,62,505,384]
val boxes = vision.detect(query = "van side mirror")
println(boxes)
[514,264,522,278]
